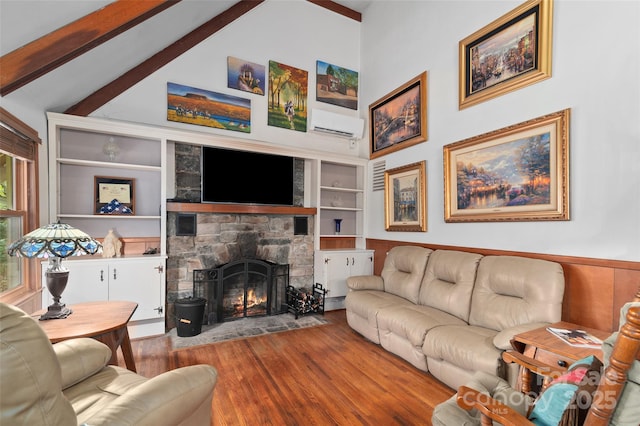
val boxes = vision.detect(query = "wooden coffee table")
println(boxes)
[33,300,138,372]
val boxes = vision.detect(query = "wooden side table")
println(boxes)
[33,301,138,372]
[510,321,610,393]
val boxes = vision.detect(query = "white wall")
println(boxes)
[360,0,640,262]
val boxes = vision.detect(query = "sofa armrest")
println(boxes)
[347,275,384,291]
[493,322,550,350]
[53,338,111,390]
[82,364,218,426]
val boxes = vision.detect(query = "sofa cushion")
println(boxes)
[432,371,532,426]
[422,325,504,378]
[469,256,564,331]
[64,365,148,424]
[418,250,483,322]
[53,338,112,390]
[377,304,467,348]
[345,290,411,344]
[380,246,432,304]
[0,303,76,426]
[528,355,603,426]
[601,302,640,426]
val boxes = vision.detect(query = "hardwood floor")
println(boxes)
[124,310,455,425]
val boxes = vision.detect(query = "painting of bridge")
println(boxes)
[370,72,427,159]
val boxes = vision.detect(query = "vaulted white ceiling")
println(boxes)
[0,0,371,115]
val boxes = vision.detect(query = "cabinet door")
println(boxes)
[107,259,165,322]
[322,253,352,298]
[350,251,374,277]
[42,260,109,306]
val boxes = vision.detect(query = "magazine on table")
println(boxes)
[546,326,603,348]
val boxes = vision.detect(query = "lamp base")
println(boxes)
[42,263,72,320]
[40,304,73,320]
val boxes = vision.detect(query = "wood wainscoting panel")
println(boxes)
[614,268,640,326]
[320,237,356,250]
[562,264,614,330]
[96,236,160,257]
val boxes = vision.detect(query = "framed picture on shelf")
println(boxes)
[94,176,135,215]
[369,72,427,159]
[459,0,553,109]
[443,108,569,223]
[384,161,427,232]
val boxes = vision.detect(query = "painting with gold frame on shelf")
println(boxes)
[384,161,427,232]
[443,108,569,223]
[459,0,553,109]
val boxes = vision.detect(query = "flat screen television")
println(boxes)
[201,146,294,206]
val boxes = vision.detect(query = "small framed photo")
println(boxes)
[369,72,427,159]
[384,161,427,232]
[94,176,135,215]
[443,108,570,222]
[459,0,553,109]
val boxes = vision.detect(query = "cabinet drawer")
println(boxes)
[534,347,573,369]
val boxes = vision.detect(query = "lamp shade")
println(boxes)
[7,222,102,259]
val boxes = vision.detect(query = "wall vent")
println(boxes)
[372,160,385,191]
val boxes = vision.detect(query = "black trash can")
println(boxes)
[174,297,206,337]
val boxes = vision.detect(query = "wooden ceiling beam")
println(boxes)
[65,0,265,117]
[306,0,362,22]
[0,0,180,96]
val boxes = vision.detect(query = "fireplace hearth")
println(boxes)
[193,259,289,324]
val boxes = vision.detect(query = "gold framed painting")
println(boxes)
[94,176,135,215]
[384,161,427,232]
[369,72,427,159]
[459,0,553,109]
[444,108,569,223]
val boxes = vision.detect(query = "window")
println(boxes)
[0,108,40,304]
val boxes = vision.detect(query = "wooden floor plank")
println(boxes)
[126,310,455,425]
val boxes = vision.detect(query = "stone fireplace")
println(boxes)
[165,143,314,330]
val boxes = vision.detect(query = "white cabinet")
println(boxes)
[42,257,166,338]
[316,160,367,249]
[314,249,374,310]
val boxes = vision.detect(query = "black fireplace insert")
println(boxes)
[193,259,289,324]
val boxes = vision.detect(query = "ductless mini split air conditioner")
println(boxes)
[310,109,364,140]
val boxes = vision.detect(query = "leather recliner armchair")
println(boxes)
[0,302,218,426]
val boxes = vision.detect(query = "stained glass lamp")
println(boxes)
[7,222,102,320]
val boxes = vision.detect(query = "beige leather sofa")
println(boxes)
[0,302,218,426]
[345,246,565,390]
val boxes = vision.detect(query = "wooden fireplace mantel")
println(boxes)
[166,202,316,215]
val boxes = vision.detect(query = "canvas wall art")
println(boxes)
[227,56,265,95]
[316,60,358,110]
[167,82,251,133]
[267,61,308,132]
